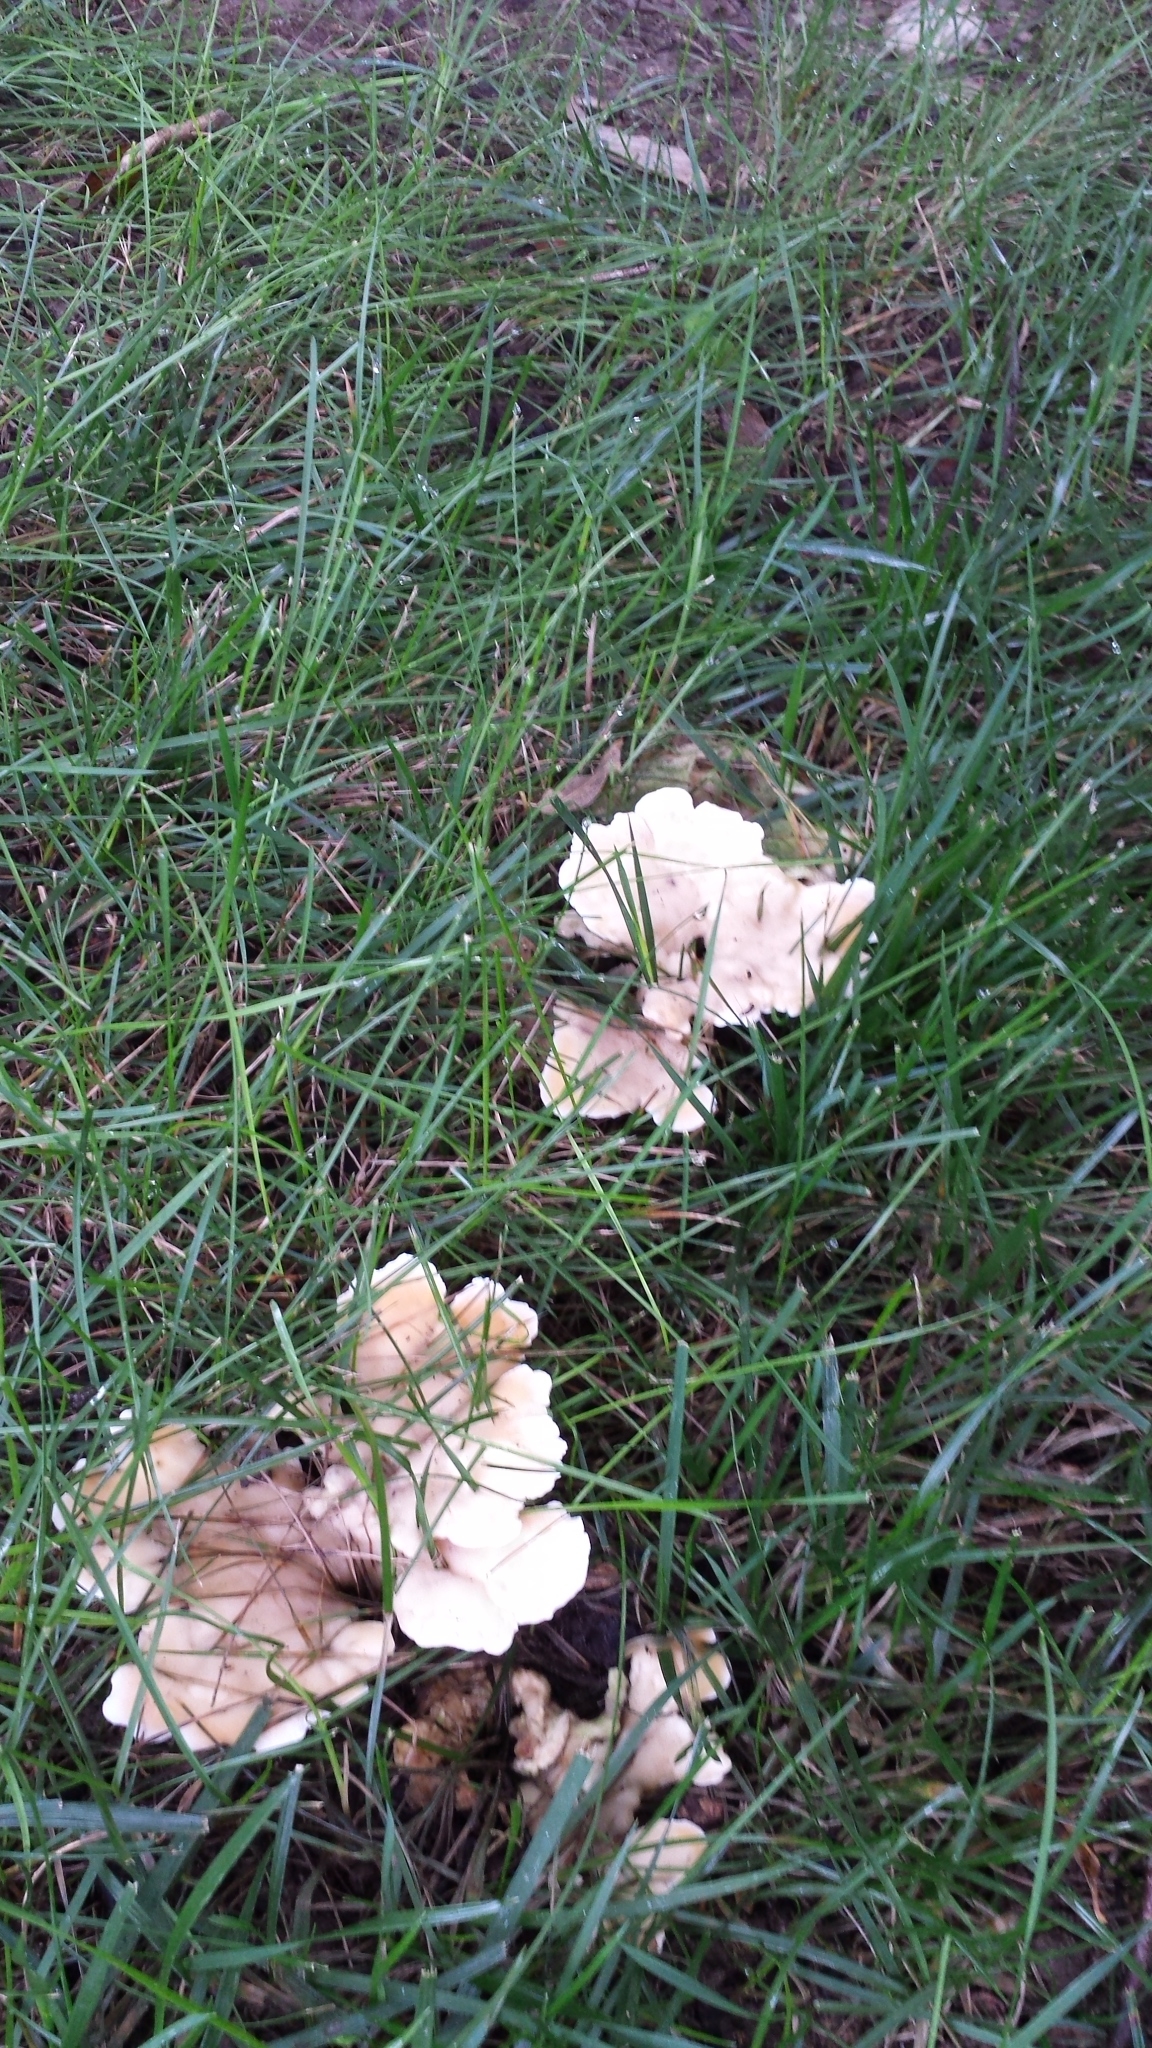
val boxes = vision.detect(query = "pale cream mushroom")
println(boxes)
[540,999,714,1135]
[883,0,984,57]
[335,1256,538,1440]
[297,1259,589,1655]
[625,1627,731,1717]
[509,1627,731,1840]
[71,1436,391,1753]
[392,1504,591,1655]
[621,1816,709,1897]
[558,786,875,1033]
[55,1423,210,1614]
[618,1818,711,1947]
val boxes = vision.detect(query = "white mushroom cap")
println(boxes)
[394,1504,590,1654]
[90,1460,392,1752]
[440,1504,591,1628]
[621,1818,709,1898]
[78,1528,172,1614]
[509,1621,732,1841]
[625,1629,731,1718]
[58,1424,208,1531]
[390,1550,512,1654]
[884,0,984,57]
[559,786,875,1029]
[540,999,714,1134]
[415,1365,568,1544]
[337,1258,539,1441]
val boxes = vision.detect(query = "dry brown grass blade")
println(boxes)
[39,109,235,204]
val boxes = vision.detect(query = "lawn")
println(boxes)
[1,0,1152,2039]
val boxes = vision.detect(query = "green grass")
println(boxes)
[1,0,1151,2037]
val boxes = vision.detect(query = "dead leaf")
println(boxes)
[717,399,772,449]
[568,97,709,196]
[79,110,234,203]
[1073,1840,1109,1926]
[538,739,623,815]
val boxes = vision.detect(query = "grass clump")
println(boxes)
[1,0,1151,2038]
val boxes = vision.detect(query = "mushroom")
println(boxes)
[70,1434,391,1753]
[540,999,715,1134]
[620,1815,710,1897]
[56,1422,210,1614]
[883,0,984,57]
[545,786,874,1129]
[558,786,875,1031]
[617,1818,711,1949]
[509,1626,731,1840]
[297,1258,589,1654]
[69,1262,586,1736]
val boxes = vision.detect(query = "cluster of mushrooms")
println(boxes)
[541,783,874,1133]
[62,783,875,1914]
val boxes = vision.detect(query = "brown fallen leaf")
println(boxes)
[537,739,623,815]
[568,97,709,197]
[1073,1839,1108,1927]
[717,399,772,449]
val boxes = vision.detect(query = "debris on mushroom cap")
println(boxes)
[558,786,875,1031]
[540,999,715,1134]
[72,1436,391,1753]
[297,1261,589,1655]
[883,0,984,57]
[509,1626,731,1841]
[393,1658,494,1811]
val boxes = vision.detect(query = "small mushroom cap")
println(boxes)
[509,1665,618,1801]
[65,1424,208,1525]
[617,1708,698,1794]
[395,1504,590,1654]
[621,1818,709,1898]
[540,1000,714,1133]
[884,0,984,56]
[559,785,875,1028]
[509,1668,574,1777]
[396,1364,567,1552]
[626,1629,731,1717]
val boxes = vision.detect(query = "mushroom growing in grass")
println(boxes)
[509,1625,731,1842]
[539,998,715,1135]
[543,785,874,1128]
[64,1433,392,1753]
[65,1258,587,1748]
[297,1256,590,1655]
